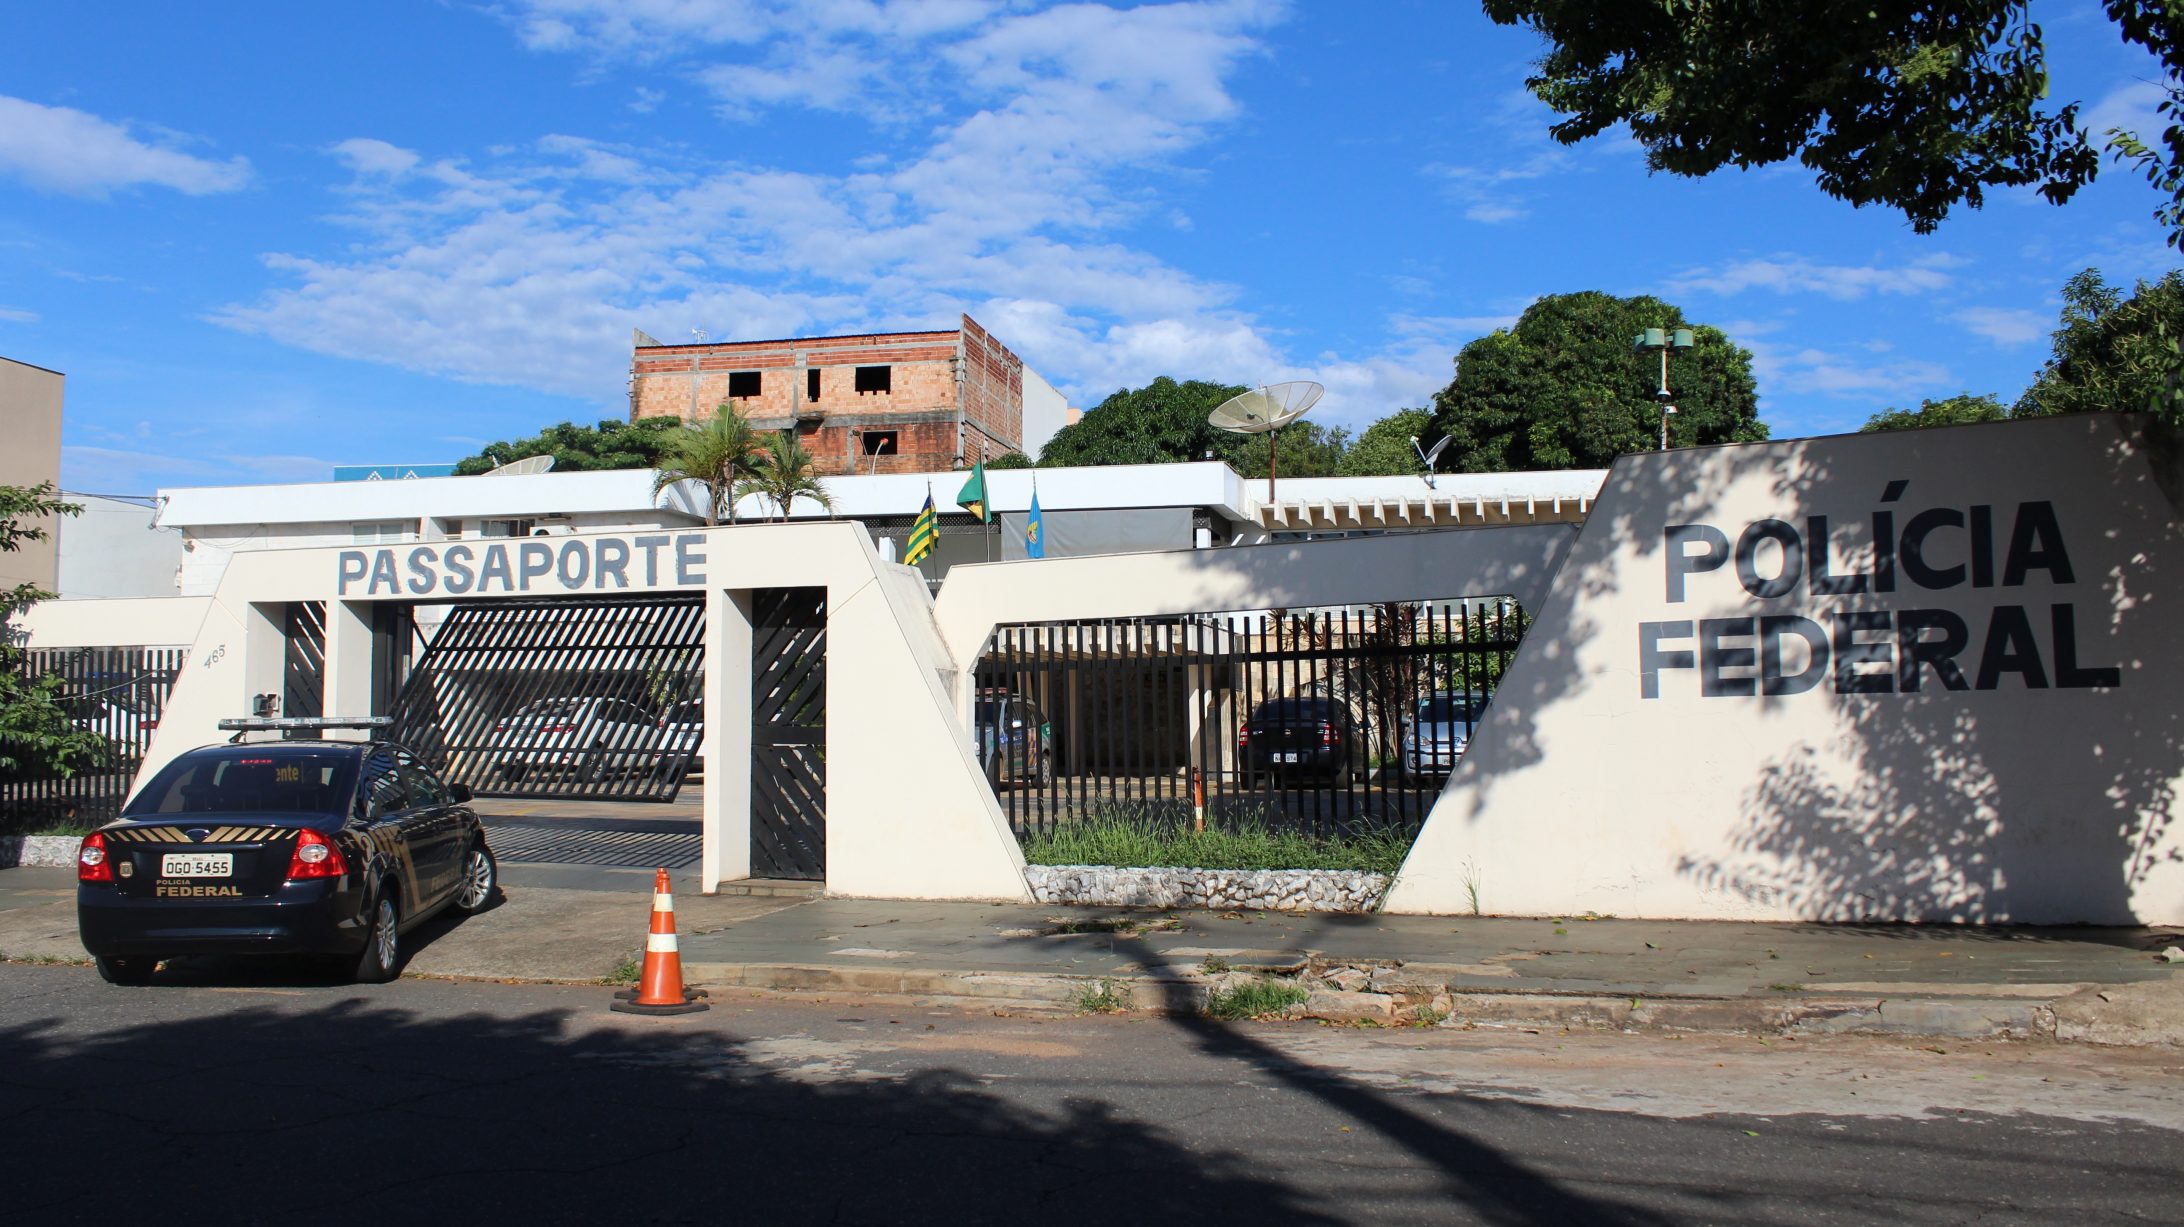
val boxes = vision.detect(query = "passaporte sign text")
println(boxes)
[336,534,708,598]
[1637,483,2119,699]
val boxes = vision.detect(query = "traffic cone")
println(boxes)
[611,868,709,1015]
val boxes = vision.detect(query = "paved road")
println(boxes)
[2,965,2177,1224]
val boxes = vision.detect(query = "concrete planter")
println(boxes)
[1025,864,1387,913]
[0,834,84,869]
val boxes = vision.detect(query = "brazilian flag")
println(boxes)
[905,493,938,565]
[956,460,988,523]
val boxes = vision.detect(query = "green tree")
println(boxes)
[651,405,764,526]
[1339,408,1436,476]
[983,452,1034,470]
[2015,269,2184,423]
[1,483,104,785]
[1428,292,1766,472]
[1037,377,1250,467]
[1231,421,1349,479]
[1483,1,2183,247]
[737,431,836,522]
[1861,394,2010,433]
[454,416,688,475]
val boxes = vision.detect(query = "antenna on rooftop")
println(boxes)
[1208,381,1321,505]
[1410,434,1452,489]
[485,455,556,477]
[691,328,708,343]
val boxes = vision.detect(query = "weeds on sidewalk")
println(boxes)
[1204,977,1309,1021]
[604,956,640,986]
[1076,979,1131,1014]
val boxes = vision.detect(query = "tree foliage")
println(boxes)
[737,430,836,522]
[2015,269,2184,422]
[1428,292,1766,472]
[1861,394,2010,433]
[1485,0,2183,247]
[455,416,688,475]
[651,406,764,526]
[0,484,105,782]
[1035,376,1350,478]
[1338,408,1435,477]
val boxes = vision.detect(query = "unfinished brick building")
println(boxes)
[628,315,1067,476]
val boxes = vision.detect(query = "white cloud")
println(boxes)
[1746,339,1954,400]
[331,138,421,178]
[0,95,250,197]
[0,306,38,324]
[1667,255,1955,301]
[1953,306,2047,347]
[2084,80,2170,144]
[1424,151,1571,225]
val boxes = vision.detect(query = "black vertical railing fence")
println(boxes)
[384,596,705,803]
[2,646,186,828]
[972,599,1525,840]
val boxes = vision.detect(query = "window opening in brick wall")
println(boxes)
[859,429,898,457]
[807,368,821,401]
[854,365,891,394]
[729,370,761,398]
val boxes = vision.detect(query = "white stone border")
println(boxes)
[1025,864,1387,913]
[0,835,82,869]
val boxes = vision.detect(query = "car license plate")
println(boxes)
[1277,752,1299,764]
[161,853,233,878]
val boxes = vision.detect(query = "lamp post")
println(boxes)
[1633,326,1694,450]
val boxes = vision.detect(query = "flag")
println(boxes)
[1026,488,1045,558]
[956,460,988,523]
[904,492,938,565]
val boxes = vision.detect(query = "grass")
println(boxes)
[1076,979,1131,1014]
[1021,809,1414,875]
[1203,977,1310,1021]
[605,956,641,986]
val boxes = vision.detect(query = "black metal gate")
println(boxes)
[385,596,705,802]
[2,646,185,828]
[973,599,1525,840]
[283,601,325,718]
[750,587,826,880]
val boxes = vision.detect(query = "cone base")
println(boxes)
[610,997,711,1015]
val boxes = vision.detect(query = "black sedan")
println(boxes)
[77,738,496,985]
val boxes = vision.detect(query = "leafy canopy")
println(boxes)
[736,430,836,522]
[1036,376,1348,478]
[1338,408,1436,477]
[455,416,688,475]
[1860,394,2010,433]
[1429,291,1767,472]
[1,483,106,781]
[1485,0,2183,247]
[2015,268,2184,421]
[652,405,764,525]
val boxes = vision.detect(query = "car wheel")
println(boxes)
[1038,753,1055,787]
[353,890,401,984]
[578,744,607,783]
[94,954,158,986]
[453,843,497,915]
[499,761,529,783]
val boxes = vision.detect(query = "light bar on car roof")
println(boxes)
[218,717,394,731]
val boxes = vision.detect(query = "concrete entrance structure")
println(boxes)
[20,413,2183,924]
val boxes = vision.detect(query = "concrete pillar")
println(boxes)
[321,600,378,718]
[702,586,754,892]
[243,603,287,717]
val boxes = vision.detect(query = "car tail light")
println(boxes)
[541,724,574,734]
[78,832,114,883]
[286,829,349,880]
[1319,722,1337,745]
[142,715,159,731]
[1237,725,1251,746]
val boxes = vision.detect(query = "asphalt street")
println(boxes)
[2,964,2178,1225]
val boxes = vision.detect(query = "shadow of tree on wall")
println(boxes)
[1660,416,2184,922]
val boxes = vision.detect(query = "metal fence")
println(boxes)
[972,599,1525,840]
[1,646,186,828]
[384,596,706,803]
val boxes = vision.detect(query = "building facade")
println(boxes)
[0,356,64,592]
[627,315,1068,475]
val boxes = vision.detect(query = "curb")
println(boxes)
[0,836,80,869]
[680,960,2128,1044]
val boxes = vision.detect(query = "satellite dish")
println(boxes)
[485,455,556,477]
[1209,381,1322,503]
[1410,434,1452,488]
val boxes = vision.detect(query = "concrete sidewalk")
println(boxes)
[6,864,2179,1045]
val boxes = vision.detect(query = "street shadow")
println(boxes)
[0,993,1332,1226]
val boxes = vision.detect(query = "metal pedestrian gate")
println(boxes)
[750,587,826,880]
[384,596,705,802]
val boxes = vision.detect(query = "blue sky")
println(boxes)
[2,1,2177,495]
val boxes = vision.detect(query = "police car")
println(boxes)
[76,718,496,986]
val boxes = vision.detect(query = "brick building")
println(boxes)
[628,315,1068,476]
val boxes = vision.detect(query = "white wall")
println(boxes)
[56,494,184,598]
[1019,364,1068,460]
[1386,414,2184,925]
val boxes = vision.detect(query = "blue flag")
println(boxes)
[1026,489,1045,559]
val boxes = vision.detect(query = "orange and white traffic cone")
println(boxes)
[611,867,709,1015]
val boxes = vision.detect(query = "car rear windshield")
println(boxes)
[1252,699,1334,720]
[125,752,359,817]
[511,699,584,719]
[1416,695,1484,723]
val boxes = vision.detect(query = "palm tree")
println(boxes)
[737,430,835,522]
[651,404,763,525]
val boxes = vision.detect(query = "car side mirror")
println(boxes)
[448,782,473,804]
